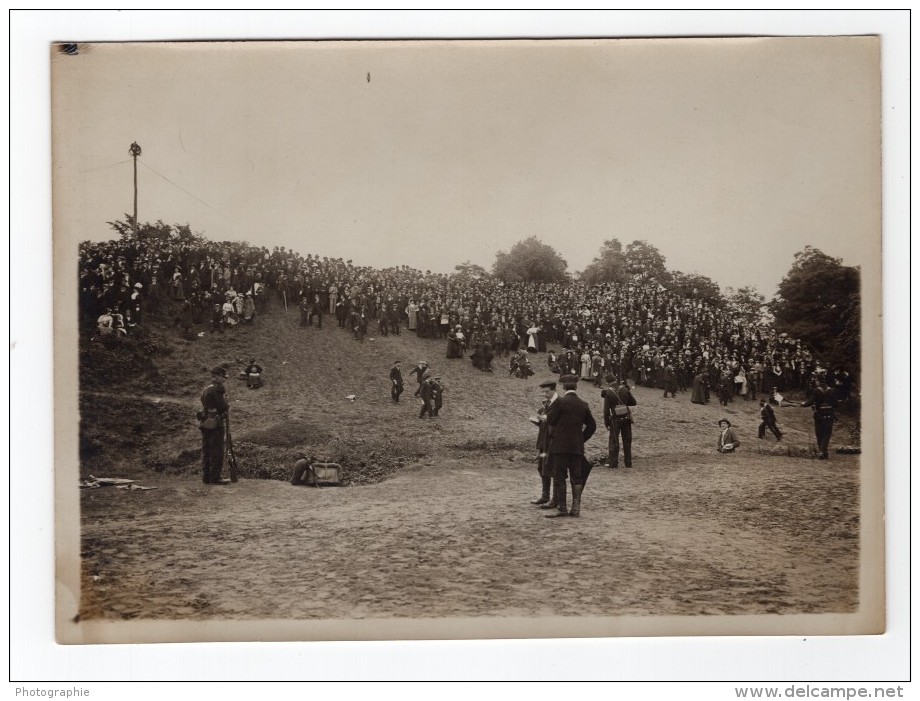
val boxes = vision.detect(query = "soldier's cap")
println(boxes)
[539,379,557,389]
[718,419,732,427]
[394,359,400,364]
[211,366,227,377]
[559,374,579,385]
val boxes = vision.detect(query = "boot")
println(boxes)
[545,480,568,518]
[531,476,551,505]
[539,482,558,510]
[569,484,584,517]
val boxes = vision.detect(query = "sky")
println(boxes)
[53,37,880,298]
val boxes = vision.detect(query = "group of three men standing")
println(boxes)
[532,374,637,518]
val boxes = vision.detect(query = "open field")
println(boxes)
[77,304,860,622]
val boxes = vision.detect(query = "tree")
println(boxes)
[669,271,723,307]
[107,216,205,245]
[581,238,628,285]
[454,260,489,279]
[769,247,860,370]
[624,240,669,282]
[492,236,568,283]
[725,285,769,324]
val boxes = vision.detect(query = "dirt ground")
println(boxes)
[80,451,858,622]
[77,304,861,623]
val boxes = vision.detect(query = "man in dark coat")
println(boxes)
[408,361,429,397]
[389,360,404,402]
[545,374,597,518]
[801,376,837,459]
[758,400,783,441]
[199,366,230,485]
[430,376,444,417]
[662,362,678,398]
[603,376,637,468]
[531,379,558,506]
[419,375,435,419]
[309,294,324,328]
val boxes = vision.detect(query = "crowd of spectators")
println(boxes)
[79,232,845,403]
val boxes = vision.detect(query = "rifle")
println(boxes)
[225,409,239,482]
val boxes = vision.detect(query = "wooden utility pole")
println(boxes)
[129,142,142,236]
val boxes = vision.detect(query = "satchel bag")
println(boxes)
[613,388,631,419]
[198,411,219,430]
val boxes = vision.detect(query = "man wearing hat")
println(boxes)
[419,373,436,419]
[531,379,558,506]
[801,374,837,459]
[430,376,444,417]
[603,376,637,468]
[717,419,740,453]
[199,366,231,484]
[389,360,404,402]
[544,374,597,518]
[409,361,429,397]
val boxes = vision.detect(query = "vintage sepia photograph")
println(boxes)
[20,9,908,685]
[49,35,886,647]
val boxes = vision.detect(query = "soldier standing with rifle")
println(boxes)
[801,374,837,459]
[198,366,232,485]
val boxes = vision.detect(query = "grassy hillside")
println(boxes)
[79,301,853,486]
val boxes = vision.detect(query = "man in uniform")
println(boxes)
[199,366,231,485]
[603,376,637,468]
[801,375,837,459]
[545,374,597,518]
[531,379,558,506]
[389,360,404,402]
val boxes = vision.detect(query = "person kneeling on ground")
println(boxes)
[291,455,318,486]
[239,357,264,389]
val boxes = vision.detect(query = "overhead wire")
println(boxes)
[80,159,132,173]
[138,158,219,212]
[136,157,250,242]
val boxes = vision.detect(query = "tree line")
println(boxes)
[481,236,859,373]
[105,218,860,375]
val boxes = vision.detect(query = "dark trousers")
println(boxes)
[420,398,433,418]
[201,427,224,482]
[814,416,834,457]
[553,453,591,486]
[759,419,782,440]
[391,383,403,401]
[608,419,633,467]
